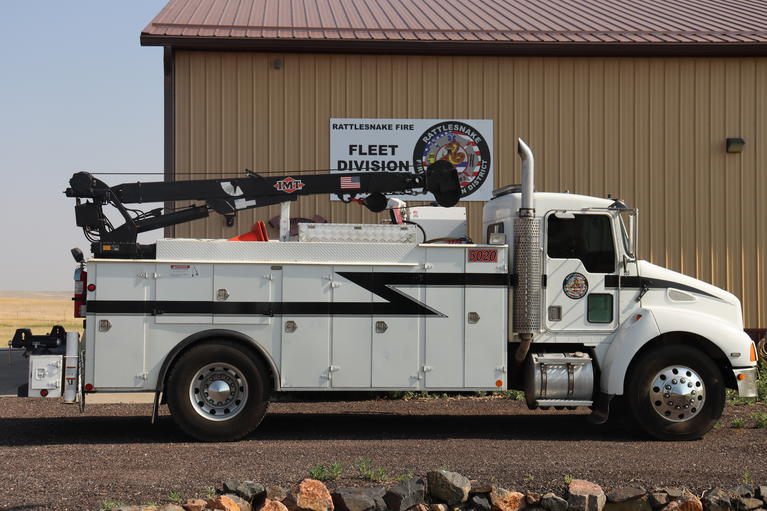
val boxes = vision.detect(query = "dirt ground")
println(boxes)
[1,396,765,511]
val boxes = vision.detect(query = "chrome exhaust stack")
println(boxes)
[512,138,541,359]
[517,138,535,216]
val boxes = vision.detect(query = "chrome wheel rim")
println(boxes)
[650,365,705,422]
[189,362,248,421]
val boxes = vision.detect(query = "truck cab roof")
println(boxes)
[484,190,617,221]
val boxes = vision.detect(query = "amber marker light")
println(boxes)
[495,379,503,387]
[750,343,758,362]
[737,373,746,381]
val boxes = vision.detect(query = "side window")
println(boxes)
[486,222,504,244]
[547,214,616,273]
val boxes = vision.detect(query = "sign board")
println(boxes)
[330,119,493,201]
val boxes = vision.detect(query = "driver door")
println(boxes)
[544,211,619,333]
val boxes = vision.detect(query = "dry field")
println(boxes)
[0,291,82,342]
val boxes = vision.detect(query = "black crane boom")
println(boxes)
[65,162,460,258]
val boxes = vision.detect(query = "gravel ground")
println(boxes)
[1,396,766,511]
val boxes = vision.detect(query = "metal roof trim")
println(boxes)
[140,33,767,57]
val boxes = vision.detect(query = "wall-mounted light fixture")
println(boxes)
[273,58,283,70]
[726,137,745,153]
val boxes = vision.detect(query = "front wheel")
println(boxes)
[166,340,271,441]
[625,344,725,441]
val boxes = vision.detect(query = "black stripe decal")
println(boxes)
[604,275,719,299]
[87,272,509,317]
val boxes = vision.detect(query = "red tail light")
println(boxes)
[73,268,88,318]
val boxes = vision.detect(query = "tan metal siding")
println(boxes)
[173,51,767,327]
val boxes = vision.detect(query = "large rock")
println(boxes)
[526,493,542,507]
[661,495,702,511]
[472,494,492,511]
[733,499,763,511]
[286,479,334,511]
[431,504,449,511]
[428,471,471,506]
[222,481,267,506]
[758,488,767,501]
[261,499,290,511]
[605,488,650,511]
[567,480,606,511]
[730,487,756,500]
[237,482,268,506]
[608,489,647,503]
[489,488,526,511]
[224,480,242,494]
[384,478,427,511]
[331,487,387,511]
[268,486,289,502]
[703,489,734,511]
[604,498,651,511]
[157,506,184,511]
[649,494,670,509]
[541,494,568,511]
[208,495,242,511]
[662,490,689,502]
[182,499,208,511]
[224,493,254,511]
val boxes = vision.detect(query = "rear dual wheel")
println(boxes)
[625,345,725,441]
[166,340,271,442]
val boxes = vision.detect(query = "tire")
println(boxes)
[166,339,271,442]
[625,344,725,441]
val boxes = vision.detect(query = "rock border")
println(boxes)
[104,472,767,511]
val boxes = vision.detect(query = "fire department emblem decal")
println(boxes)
[563,272,588,299]
[413,121,491,198]
[274,177,305,194]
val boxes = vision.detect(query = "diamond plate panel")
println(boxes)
[156,238,423,265]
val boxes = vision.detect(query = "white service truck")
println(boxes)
[10,140,758,441]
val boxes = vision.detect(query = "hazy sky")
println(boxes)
[0,1,167,290]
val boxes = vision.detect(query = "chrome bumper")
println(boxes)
[734,367,759,398]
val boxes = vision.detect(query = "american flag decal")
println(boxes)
[340,175,361,189]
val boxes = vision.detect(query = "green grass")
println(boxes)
[757,363,767,401]
[394,471,415,482]
[357,458,388,482]
[309,462,343,481]
[495,389,525,400]
[564,474,573,485]
[731,417,746,429]
[167,490,183,504]
[99,500,125,510]
[751,412,767,428]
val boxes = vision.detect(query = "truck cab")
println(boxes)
[483,144,758,439]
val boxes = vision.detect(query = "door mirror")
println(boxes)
[618,210,638,259]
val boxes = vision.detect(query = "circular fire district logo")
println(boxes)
[413,121,491,198]
[563,272,589,300]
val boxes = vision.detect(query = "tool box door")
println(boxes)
[330,266,373,388]
[371,266,421,388]
[280,265,331,388]
[465,247,508,388]
[424,247,465,388]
